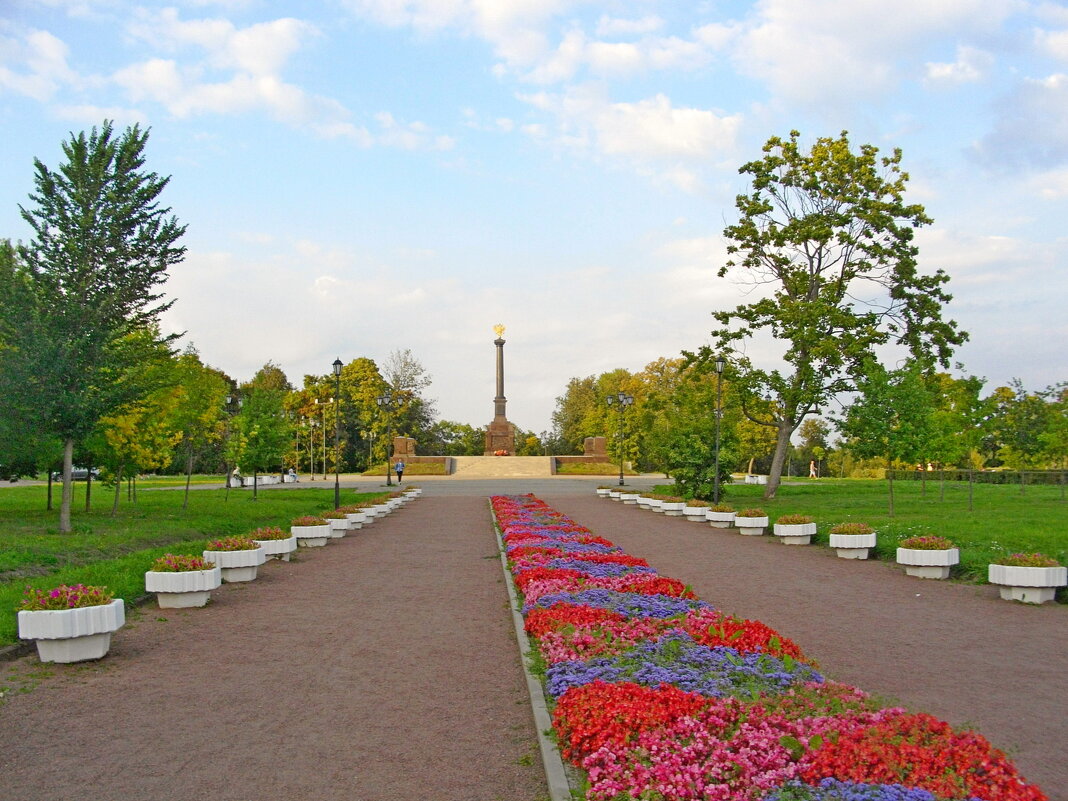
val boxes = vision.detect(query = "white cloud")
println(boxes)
[595,15,664,38]
[924,45,993,85]
[1035,27,1068,61]
[519,85,741,182]
[731,0,1015,105]
[0,28,80,100]
[1026,167,1068,198]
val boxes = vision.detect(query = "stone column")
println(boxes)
[494,336,506,418]
[485,325,515,455]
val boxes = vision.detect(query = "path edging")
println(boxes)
[490,501,574,801]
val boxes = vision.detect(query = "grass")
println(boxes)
[555,462,639,476]
[0,482,390,646]
[360,462,447,476]
[654,477,1068,593]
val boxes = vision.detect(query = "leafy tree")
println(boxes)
[695,131,966,499]
[552,376,600,453]
[840,361,937,515]
[422,420,485,456]
[233,386,290,497]
[16,122,186,531]
[169,347,229,508]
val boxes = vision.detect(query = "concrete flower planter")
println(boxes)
[326,518,349,538]
[343,511,367,530]
[645,498,663,512]
[896,547,959,579]
[773,522,816,545]
[620,492,641,505]
[706,510,736,529]
[735,516,768,535]
[683,505,710,521]
[608,490,623,501]
[596,488,611,497]
[255,535,298,561]
[988,563,1067,604]
[18,599,125,663]
[660,501,686,517]
[829,532,877,559]
[203,547,266,582]
[292,524,331,547]
[145,566,222,608]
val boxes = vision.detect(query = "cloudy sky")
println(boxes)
[2,1,1066,433]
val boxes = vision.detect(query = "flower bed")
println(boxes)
[491,494,1047,801]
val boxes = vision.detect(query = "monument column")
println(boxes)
[485,324,516,455]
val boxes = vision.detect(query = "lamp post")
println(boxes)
[376,389,395,486]
[605,392,633,486]
[713,354,726,504]
[332,358,343,509]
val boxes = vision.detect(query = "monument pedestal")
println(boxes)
[484,417,515,455]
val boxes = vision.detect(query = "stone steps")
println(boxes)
[450,456,554,478]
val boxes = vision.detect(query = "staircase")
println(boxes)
[450,456,554,478]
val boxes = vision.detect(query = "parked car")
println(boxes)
[50,467,100,481]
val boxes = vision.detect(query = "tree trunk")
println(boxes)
[887,455,895,517]
[747,456,755,474]
[111,464,123,515]
[59,438,74,533]
[253,470,258,500]
[182,447,193,511]
[47,469,53,511]
[85,468,92,512]
[133,474,137,503]
[762,422,794,500]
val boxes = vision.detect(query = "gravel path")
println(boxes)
[546,494,1068,801]
[0,496,547,801]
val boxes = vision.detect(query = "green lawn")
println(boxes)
[653,477,1067,591]
[0,482,389,646]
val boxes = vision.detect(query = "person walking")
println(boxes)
[394,459,405,483]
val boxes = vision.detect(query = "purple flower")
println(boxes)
[524,589,712,618]
[763,780,955,801]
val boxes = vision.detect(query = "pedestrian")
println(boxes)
[809,460,817,479]
[394,459,405,483]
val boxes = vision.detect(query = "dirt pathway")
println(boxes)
[546,495,1068,801]
[0,496,547,801]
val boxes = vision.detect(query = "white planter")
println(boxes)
[608,490,622,500]
[344,511,366,530]
[735,516,768,535]
[636,496,653,509]
[683,506,710,521]
[203,547,266,582]
[660,501,686,516]
[255,535,298,561]
[404,488,422,498]
[988,563,1067,604]
[829,532,877,559]
[706,510,736,529]
[773,522,816,545]
[620,492,641,505]
[596,488,611,497]
[291,524,331,547]
[18,599,125,663]
[145,566,222,608]
[896,547,959,579]
[645,499,663,512]
[326,518,349,538]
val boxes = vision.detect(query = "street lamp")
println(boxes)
[376,389,395,486]
[713,354,726,504]
[605,391,634,486]
[332,358,343,509]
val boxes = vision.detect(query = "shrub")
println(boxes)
[994,552,1061,568]
[320,510,348,520]
[686,498,711,507]
[149,554,215,572]
[249,526,290,540]
[899,535,954,550]
[205,535,259,551]
[777,514,814,525]
[291,515,327,526]
[830,522,874,536]
[710,504,735,513]
[18,584,114,611]
[736,508,766,518]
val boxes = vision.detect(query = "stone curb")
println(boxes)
[490,503,574,801]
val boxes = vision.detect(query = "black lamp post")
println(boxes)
[713,354,726,504]
[376,389,395,486]
[333,358,343,509]
[605,392,633,486]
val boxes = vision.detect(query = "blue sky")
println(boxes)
[2,0,1066,433]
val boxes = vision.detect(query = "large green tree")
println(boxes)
[696,131,966,499]
[16,122,186,530]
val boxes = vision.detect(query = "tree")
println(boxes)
[552,376,601,453]
[840,361,937,515]
[169,347,229,509]
[16,122,186,531]
[695,131,966,499]
[233,386,290,498]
